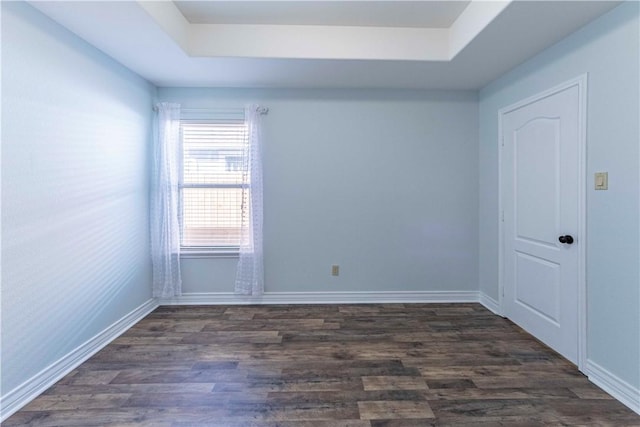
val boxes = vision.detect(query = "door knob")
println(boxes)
[558,235,574,244]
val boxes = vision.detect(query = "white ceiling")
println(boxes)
[29,1,621,90]
[173,1,472,28]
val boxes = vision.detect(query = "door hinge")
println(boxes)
[501,210,504,222]
[501,136,505,147]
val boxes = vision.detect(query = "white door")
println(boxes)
[501,80,584,365]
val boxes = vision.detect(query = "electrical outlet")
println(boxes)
[331,265,340,276]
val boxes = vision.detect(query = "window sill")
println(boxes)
[180,249,239,259]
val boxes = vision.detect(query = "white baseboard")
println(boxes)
[479,292,501,315]
[585,359,640,415]
[160,290,481,305]
[0,298,159,422]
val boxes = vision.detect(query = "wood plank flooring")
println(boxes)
[4,303,640,426]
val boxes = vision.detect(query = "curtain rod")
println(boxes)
[152,105,269,115]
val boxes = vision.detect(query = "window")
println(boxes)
[179,111,248,254]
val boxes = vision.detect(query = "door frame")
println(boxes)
[497,74,588,371]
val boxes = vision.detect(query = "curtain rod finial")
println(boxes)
[257,106,269,115]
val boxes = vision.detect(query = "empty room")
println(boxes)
[2,0,639,425]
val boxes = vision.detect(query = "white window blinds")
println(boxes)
[180,109,248,249]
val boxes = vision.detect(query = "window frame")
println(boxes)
[178,109,247,258]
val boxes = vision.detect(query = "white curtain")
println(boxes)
[151,102,182,298]
[235,105,265,295]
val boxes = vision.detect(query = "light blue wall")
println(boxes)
[479,2,639,388]
[159,88,479,294]
[1,2,155,395]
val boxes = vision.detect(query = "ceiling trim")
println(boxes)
[449,0,511,57]
[136,0,190,52]
[173,1,472,28]
[27,0,621,89]
[137,0,511,61]
[190,25,449,61]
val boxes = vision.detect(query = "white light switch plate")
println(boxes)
[595,172,608,190]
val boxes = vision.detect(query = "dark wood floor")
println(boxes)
[5,303,639,426]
